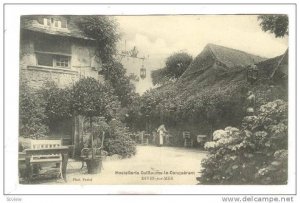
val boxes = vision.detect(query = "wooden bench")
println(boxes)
[25,140,69,182]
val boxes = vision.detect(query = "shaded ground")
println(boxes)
[28,145,207,185]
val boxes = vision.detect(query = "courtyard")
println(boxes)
[34,145,207,185]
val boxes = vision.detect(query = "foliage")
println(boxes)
[151,52,193,85]
[104,119,136,158]
[258,15,289,38]
[104,134,136,158]
[19,82,49,138]
[134,78,247,137]
[101,60,137,107]
[83,117,110,148]
[198,100,288,184]
[71,77,118,119]
[151,68,170,86]
[75,16,120,63]
[39,82,72,123]
[76,16,136,108]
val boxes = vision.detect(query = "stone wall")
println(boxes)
[20,32,104,153]
[20,32,103,89]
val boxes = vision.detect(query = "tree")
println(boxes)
[151,68,169,86]
[101,59,137,107]
[151,52,193,85]
[71,77,116,119]
[75,16,120,63]
[76,16,137,107]
[257,15,289,38]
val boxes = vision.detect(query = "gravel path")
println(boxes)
[39,145,207,185]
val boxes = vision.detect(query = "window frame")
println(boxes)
[35,51,71,69]
[54,55,70,68]
[41,17,67,29]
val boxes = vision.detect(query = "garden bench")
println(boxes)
[25,140,69,182]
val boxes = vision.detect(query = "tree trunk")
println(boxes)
[73,115,85,157]
[90,117,94,159]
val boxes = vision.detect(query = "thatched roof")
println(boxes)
[256,49,288,79]
[21,15,94,40]
[156,45,288,107]
[181,43,267,79]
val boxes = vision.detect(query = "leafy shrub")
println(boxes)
[71,77,120,120]
[104,134,136,158]
[39,82,72,122]
[104,119,136,158]
[198,100,288,184]
[19,82,49,138]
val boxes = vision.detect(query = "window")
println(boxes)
[43,18,51,26]
[61,20,67,28]
[43,18,47,26]
[41,17,67,28]
[55,55,69,67]
[36,53,70,68]
[36,53,53,66]
[35,36,71,68]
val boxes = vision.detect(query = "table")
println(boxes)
[25,146,69,182]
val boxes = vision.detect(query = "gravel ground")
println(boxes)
[30,145,208,185]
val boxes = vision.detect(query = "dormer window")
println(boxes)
[42,17,67,29]
[43,18,51,26]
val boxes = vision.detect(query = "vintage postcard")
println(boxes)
[2,3,297,198]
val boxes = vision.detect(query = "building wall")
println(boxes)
[20,32,103,89]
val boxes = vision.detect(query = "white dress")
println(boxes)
[157,125,166,145]
[159,131,164,145]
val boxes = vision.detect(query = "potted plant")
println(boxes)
[82,131,105,174]
[71,78,113,174]
[81,118,109,174]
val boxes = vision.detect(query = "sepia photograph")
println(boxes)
[17,13,289,186]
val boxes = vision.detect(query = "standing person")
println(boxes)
[157,124,167,146]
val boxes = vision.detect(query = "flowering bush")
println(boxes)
[198,100,288,184]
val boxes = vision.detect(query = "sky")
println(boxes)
[115,15,288,94]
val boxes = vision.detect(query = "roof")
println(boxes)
[181,43,267,78]
[207,43,267,68]
[21,15,95,40]
[256,49,288,78]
